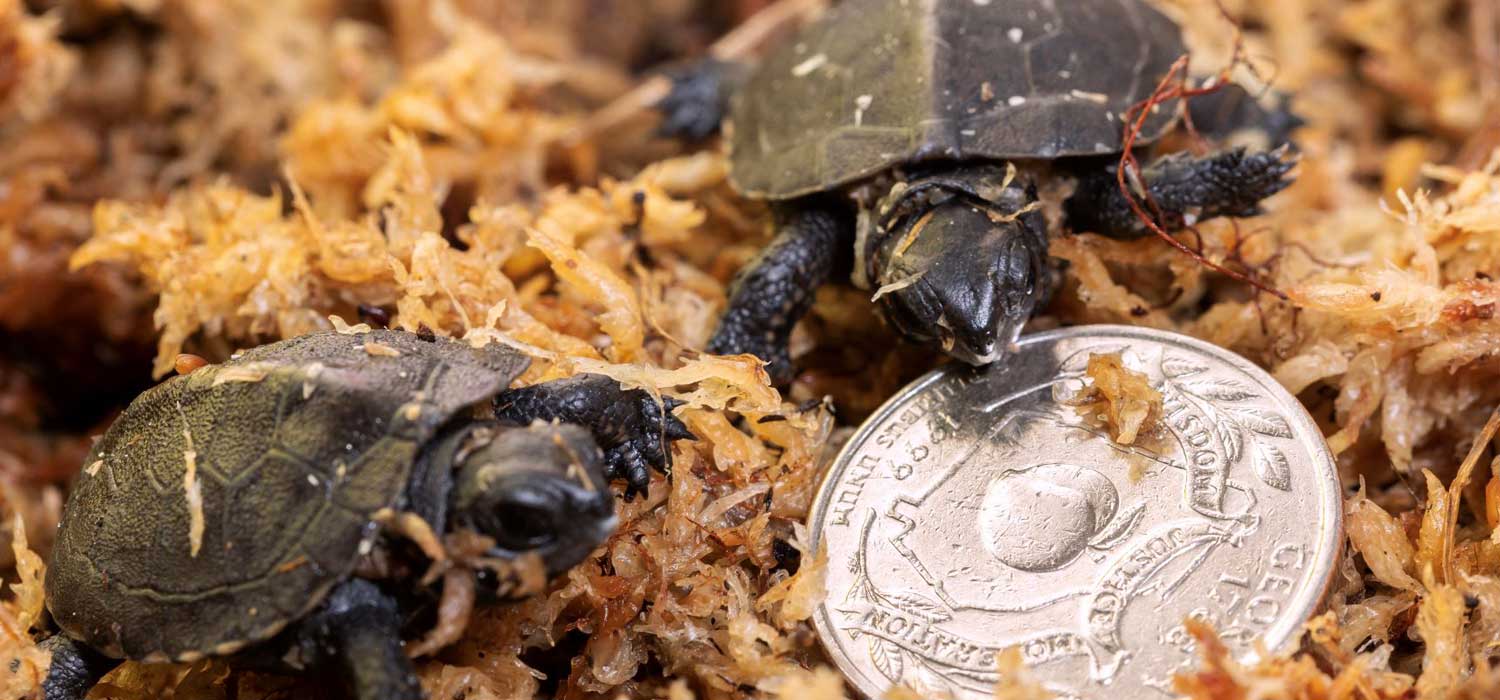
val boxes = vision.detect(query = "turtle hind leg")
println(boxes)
[1065,146,1297,240]
[40,636,118,700]
[654,58,740,141]
[295,579,423,700]
[707,200,854,387]
[1186,83,1305,149]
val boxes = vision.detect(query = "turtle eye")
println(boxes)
[489,500,558,551]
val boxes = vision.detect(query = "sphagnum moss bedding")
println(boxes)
[4,0,1500,698]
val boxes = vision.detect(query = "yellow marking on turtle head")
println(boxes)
[983,199,1043,224]
[174,353,209,376]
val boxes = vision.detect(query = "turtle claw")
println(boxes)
[1218,146,1302,215]
[661,398,696,441]
[1195,147,1298,220]
[493,374,695,498]
[606,442,654,499]
[604,394,695,499]
[604,392,695,499]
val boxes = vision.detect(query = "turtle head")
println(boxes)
[448,422,616,579]
[870,168,1049,365]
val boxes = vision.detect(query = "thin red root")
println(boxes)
[1116,45,1290,301]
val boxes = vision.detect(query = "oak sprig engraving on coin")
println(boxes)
[1158,354,1295,494]
[810,328,1341,700]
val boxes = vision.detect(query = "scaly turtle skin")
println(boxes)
[41,329,693,700]
[658,0,1297,383]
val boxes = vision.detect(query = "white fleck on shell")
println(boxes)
[854,94,873,126]
[792,53,827,77]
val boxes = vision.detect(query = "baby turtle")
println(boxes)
[39,329,692,700]
[658,0,1297,383]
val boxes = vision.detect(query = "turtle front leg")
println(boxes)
[295,579,423,700]
[494,375,694,498]
[1065,147,1296,240]
[40,636,119,700]
[707,201,854,386]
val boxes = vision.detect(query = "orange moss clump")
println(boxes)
[1069,352,1164,445]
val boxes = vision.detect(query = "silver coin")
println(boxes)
[808,325,1342,699]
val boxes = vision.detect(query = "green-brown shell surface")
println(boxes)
[729,0,1187,199]
[45,330,529,660]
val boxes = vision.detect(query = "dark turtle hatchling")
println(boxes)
[39,329,692,700]
[656,0,1298,384]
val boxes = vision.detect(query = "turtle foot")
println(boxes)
[1066,146,1298,239]
[305,579,423,700]
[654,58,735,141]
[601,391,693,499]
[1192,145,1298,219]
[494,375,694,499]
[40,636,117,700]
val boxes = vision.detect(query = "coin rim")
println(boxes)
[806,325,1345,697]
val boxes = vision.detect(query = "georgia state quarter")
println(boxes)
[808,326,1342,699]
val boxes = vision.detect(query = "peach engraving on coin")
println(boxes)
[979,464,1118,572]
